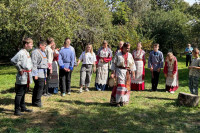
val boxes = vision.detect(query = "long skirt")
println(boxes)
[49,61,59,93]
[95,62,109,91]
[165,71,178,92]
[131,61,145,91]
[110,68,130,105]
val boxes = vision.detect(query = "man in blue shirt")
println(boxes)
[148,43,164,91]
[58,38,75,96]
[185,44,193,67]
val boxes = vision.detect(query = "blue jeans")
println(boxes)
[189,76,199,95]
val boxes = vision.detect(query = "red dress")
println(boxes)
[163,57,179,92]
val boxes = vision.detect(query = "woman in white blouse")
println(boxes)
[110,42,136,107]
[77,44,96,93]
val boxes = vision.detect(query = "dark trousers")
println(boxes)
[43,69,50,94]
[14,84,27,112]
[60,69,72,93]
[186,54,192,67]
[32,78,45,106]
[151,71,160,91]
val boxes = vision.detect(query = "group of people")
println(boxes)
[11,37,200,115]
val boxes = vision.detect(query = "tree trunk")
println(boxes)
[177,92,199,107]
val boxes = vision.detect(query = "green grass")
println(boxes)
[0,57,200,133]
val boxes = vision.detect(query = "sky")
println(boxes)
[184,0,199,5]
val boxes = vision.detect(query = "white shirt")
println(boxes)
[45,45,54,63]
[111,52,136,71]
[79,51,96,65]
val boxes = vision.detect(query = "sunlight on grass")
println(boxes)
[0,57,200,132]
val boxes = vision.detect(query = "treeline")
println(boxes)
[0,0,200,57]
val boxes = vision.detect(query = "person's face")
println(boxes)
[86,45,91,52]
[153,45,159,51]
[65,39,71,45]
[51,41,55,46]
[40,44,46,51]
[51,44,56,50]
[137,43,142,50]
[123,45,130,53]
[119,42,123,48]
[103,43,107,48]
[168,54,173,60]
[25,42,33,50]
[192,51,198,57]
[188,44,191,48]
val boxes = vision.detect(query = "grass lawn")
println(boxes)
[0,57,200,133]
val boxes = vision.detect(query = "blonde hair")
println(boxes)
[193,48,199,54]
[85,44,93,55]
[167,52,173,57]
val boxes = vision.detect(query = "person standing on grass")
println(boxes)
[163,52,179,94]
[185,44,193,67]
[31,41,48,107]
[48,43,59,94]
[95,40,112,91]
[188,48,200,95]
[58,38,74,96]
[11,38,34,116]
[77,44,96,93]
[131,42,146,91]
[110,42,136,107]
[44,37,55,96]
[148,43,164,91]
[115,41,124,54]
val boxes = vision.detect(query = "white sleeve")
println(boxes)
[79,52,83,61]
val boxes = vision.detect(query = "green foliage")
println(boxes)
[0,0,199,57]
[141,9,191,53]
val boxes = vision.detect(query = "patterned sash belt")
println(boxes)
[23,70,32,89]
[134,59,143,61]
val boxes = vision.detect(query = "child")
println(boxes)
[163,52,179,94]
[188,48,200,95]
[77,44,96,93]
[31,41,48,107]
[11,38,33,116]
[148,43,164,91]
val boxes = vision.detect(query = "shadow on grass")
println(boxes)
[145,96,176,101]
[0,87,15,94]
[58,100,109,107]
[1,100,200,132]
[0,98,14,106]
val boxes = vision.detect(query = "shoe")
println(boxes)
[14,111,23,116]
[170,91,175,94]
[79,88,83,93]
[67,92,71,95]
[85,88,89,92]
[32,103,43,108]
[61,93,66,97]
[21,108,33,112]
[47,93,52,96]
[98,89,101,91]
[43,93,48,96]
[166,91,169,93]
[116,103,121,107]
